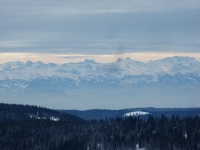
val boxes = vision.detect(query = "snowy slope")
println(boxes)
[0,56,200,89]
[123,111,150,116]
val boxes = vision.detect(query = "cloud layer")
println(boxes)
[1,0,200,55]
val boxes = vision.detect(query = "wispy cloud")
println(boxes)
[0,0,200,55]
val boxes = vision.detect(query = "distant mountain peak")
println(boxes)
[117,57,132,62]
[35,61,44,65]
[26,60,34,66]
[83,59,97,64]
[117,58,123,62]
[126,57,132,60]
[165,56,197,61]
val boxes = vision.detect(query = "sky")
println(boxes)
[1,0,200,109]
[1,0,200,63]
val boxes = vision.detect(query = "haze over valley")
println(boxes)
[1,56,200,109]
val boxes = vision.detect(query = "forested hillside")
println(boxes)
[60,108,200,120]
[0,103,83,122]
[0,104,200,150]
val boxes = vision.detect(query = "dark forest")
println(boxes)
[0,103,200,150]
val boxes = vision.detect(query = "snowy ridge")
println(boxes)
[0,56,200,89]
[123,111,150,117]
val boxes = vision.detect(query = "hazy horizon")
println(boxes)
[1,0,200,109]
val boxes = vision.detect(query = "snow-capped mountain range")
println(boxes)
[0,56,200,90]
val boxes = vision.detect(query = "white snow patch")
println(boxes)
[49,117,60,121]
[29,115,59,121]
[124,111,150,117]
[136,144,146,150]
[184,133,188,139]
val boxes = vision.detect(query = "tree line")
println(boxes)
[0,114,200,150]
